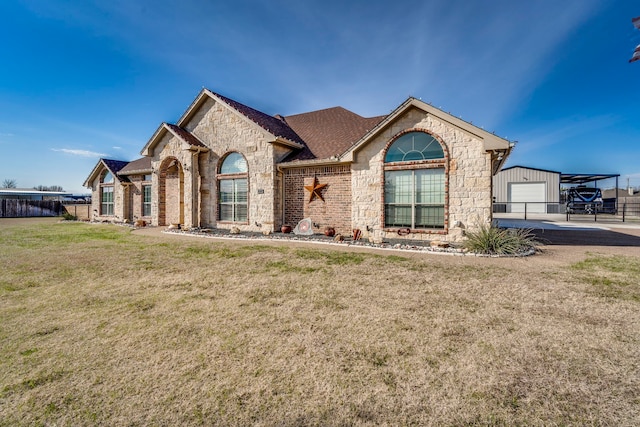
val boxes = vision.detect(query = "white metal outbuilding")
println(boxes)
[493,166,561,214]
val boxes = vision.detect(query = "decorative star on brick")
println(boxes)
[304,177,328,203]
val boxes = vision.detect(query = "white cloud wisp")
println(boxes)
[52,148,108,158]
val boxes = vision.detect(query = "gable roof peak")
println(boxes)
[200,89,305,146]
[284,105,370,120]
[83,158,130,188]
[140,122,208,156]
[101,158,129,174]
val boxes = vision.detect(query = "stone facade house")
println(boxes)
[84,89,513,242]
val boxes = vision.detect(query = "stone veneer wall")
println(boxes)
[351,107,493,242]
[150,133,196,227]
[88,177,101,221]
[283,165,352,235]
[180,97,293,232]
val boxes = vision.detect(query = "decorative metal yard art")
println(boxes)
[293,218,314,235]
[304,177,327,203]
[352,228,362,240]
[566,186,603,214]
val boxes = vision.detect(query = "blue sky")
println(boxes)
[1,0,638,193]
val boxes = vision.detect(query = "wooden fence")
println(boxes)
[0,200,66,218]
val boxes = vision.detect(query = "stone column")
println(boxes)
[183,150,200,229]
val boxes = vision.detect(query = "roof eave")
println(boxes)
[176,88,210,128]
[490,143,514,175]
[118,168,153,177]
[141,123,209,156]
[141,123,168,157]
[83,159,128,188]
[278,157,350,169]
[165,125,209,152]
[273,137,304,150]
[83,160,106,188]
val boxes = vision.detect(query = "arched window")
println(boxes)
[384,132,445,162]
[100,170,114,216]
[384,132,446,229]
[102,171,114,183]
[218,153,248,222]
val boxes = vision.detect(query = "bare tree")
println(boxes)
[2,179,17,188]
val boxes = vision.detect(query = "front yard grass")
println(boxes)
[1,221,639,425]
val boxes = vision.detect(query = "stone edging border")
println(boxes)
[161,228,537,258]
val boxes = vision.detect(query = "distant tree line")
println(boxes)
[33,185,65,192]
[1,179,64,191]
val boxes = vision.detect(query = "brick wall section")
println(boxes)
[283,165,352,235]
[63,204,91,220]
[163,163,183,225]
[126,175,152,221]
[128,175,141,220]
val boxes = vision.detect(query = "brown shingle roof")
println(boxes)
[102,158,129,175]
[281,107,386,161]
[165,123,207,148]
[102,159,131,182]
[118,157,152,175]
[84,158,130,187]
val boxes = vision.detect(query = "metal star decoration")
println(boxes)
[304,177,328,203]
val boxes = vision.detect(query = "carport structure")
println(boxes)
[561,173,620,213]
[560,173,619,186]
[493,166,620,215]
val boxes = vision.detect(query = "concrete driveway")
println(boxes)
[495,218,640,247]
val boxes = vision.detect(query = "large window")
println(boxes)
[384,132,446,229]
[100,171,114,216]
[218,153,248,222]
[142,185,152,217]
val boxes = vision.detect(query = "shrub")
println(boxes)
[62,212,78,221]
[463,223,538,256]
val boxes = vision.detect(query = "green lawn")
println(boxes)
[1,220,639,425]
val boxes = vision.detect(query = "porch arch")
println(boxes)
[158,157,184,226]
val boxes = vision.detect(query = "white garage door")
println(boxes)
[508,182,546,213]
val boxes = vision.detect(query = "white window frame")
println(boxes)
[142,184,152,217]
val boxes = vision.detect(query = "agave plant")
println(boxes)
[463,223,538,255]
